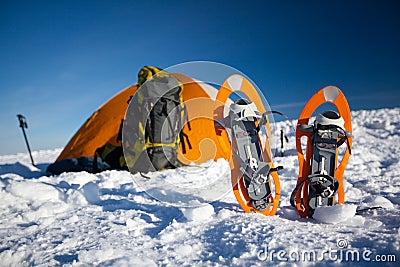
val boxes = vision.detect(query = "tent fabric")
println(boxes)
[56,73,229,166]
[57,85,137,161]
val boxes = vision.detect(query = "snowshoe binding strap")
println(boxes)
[289,173,339,208]
[230,99,262,121]
[297,110,352,154]
[315,110,344,128]
[308,174,339,199]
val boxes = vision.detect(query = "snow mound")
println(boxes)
[9,180,61,203]
[313,204,357,224]
[181,203,215,221]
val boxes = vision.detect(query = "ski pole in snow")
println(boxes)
[280,129,284,157]
[17,114,35,166]
[279,129,289,157]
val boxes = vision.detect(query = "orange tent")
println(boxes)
[56,73,230,165]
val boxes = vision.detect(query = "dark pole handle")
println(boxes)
[17,114,35,166]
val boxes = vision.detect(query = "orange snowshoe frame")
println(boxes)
[214,74,280,216]
[294,86,352,218]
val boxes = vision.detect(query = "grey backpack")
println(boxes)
[125,67,191,174]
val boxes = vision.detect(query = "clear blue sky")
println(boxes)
[1,0,399,155]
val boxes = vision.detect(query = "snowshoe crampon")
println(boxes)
[291,86,352,218]
[214,75,281,216]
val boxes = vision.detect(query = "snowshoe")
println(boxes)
[214,74,281,216]
[291,86,352,218]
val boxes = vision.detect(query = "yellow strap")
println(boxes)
[145,134,180,149]
[146,143,178,148]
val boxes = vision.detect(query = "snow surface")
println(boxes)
[0,108,399,266]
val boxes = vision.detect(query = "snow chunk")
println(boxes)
[182,203,215,222]
[360,195,394,210]
[364,219,383,228]
[365,119,391,130]
[81,182,100,204]
[58,171,99,189]
[9,180,61,203]
[125,216,148,236]
[217,208,236,219]
[66,189,88,207]
[175,244,193,257]
[313,204,357,224]
[25,201,69,222]
[344,215,366,226]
